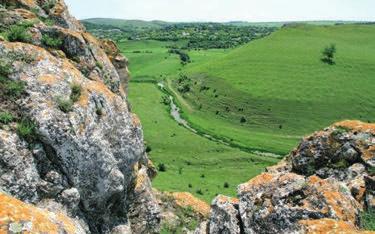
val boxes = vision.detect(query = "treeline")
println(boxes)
[83,22,277,50]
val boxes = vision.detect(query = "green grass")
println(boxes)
[118,40,229,81]
[17,119,37,142]
[171,24,375,155]
[361,209,375,231]
[0,112,14,124]
[128,83,278,202]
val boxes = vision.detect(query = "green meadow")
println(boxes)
[173,24,375,155]
[128,83,278,202]
[123,23,375,201]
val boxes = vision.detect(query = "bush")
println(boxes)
[17,119,37,141]
[223,182,229,188]
[70,84,82,102]
[3,80,26,98]
[158,163,167,172]
[321,44,336,65]
[57,97,73,113]
[146,145,152,153]
[0,59,12,76]
[96,107,103,116]
[361,209,375,231]
[0,112,14,124]
[188,183,192,188]
[42,34,63,49]
[7,25,32,43]
[42,0,56,11]
[240,117,247,123]
[196,189,203,195]
[96,61,104,70]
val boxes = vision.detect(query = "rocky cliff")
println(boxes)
[197,121,375,234]
[0,0,159,233]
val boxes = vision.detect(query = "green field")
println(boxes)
[171,24,375,155]
[128,83,278,202]
[122,23,375,201]
[118,40,229,81]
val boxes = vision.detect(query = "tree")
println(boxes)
[321,44,336,65]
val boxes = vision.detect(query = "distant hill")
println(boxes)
[82,18,171,30]
[82,18,369,29]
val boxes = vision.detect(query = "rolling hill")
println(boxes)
[171,24,375,154]
[82,18,170,29]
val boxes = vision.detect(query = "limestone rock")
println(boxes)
[209,195,241,234]
[203,121,375,234]
[0,192,85,234]
[128,166,161,234]
[0,0,160,233]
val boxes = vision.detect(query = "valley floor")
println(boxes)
[128,82,278,202]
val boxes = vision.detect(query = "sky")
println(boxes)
[65,0,375,22]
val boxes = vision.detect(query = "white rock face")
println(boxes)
[0,1,160,233]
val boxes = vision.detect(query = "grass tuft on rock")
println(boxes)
[57,97,73,113]
[17,119,37,142]
[0,112,14,124]
[7,24,32,43]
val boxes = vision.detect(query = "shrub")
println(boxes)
[196,189,203,195]
[0,112,14,124]
[158,163,167,172]
[7,25,32,43]
[95,61,104,70]
[4,80,26,98]
[224,182,229,188]
[96,107,103,116]
[42,34,63,49]
[57,97,73,113]
[188,183,192,188]
[200,174,205,178]
[17,119,37,141]
[361,209,375,231]
[321,44,336,65]
[70,84,82,102]
[0,59,12,76]
[240,117,247,123]
[42,0,56,11]
[146,145,152,153]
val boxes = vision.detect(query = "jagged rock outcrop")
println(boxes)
[0,0,160,233]
[198,121,375,234]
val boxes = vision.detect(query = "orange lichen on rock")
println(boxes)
[0,192,78,234]
[335,120,375,135]
[14,8,38,19]
[299,218,372,234]
[172,192,210,217]
[245,173,275,187]
[37,74,60,85]
[131,113,141,127]
[77,80,116,107]
[215,195,239,205]
[362,145,375,161]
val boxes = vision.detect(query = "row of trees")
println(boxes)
[84,22,276,50]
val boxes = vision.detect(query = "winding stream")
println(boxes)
[157,82,282,158]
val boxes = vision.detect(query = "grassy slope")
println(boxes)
[173,24,375,155]
[128,83,278,202]
[118,40,229,81]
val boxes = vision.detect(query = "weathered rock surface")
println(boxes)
[199,121,375,234]
[0,192,86,233]
[0,0,160,233]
